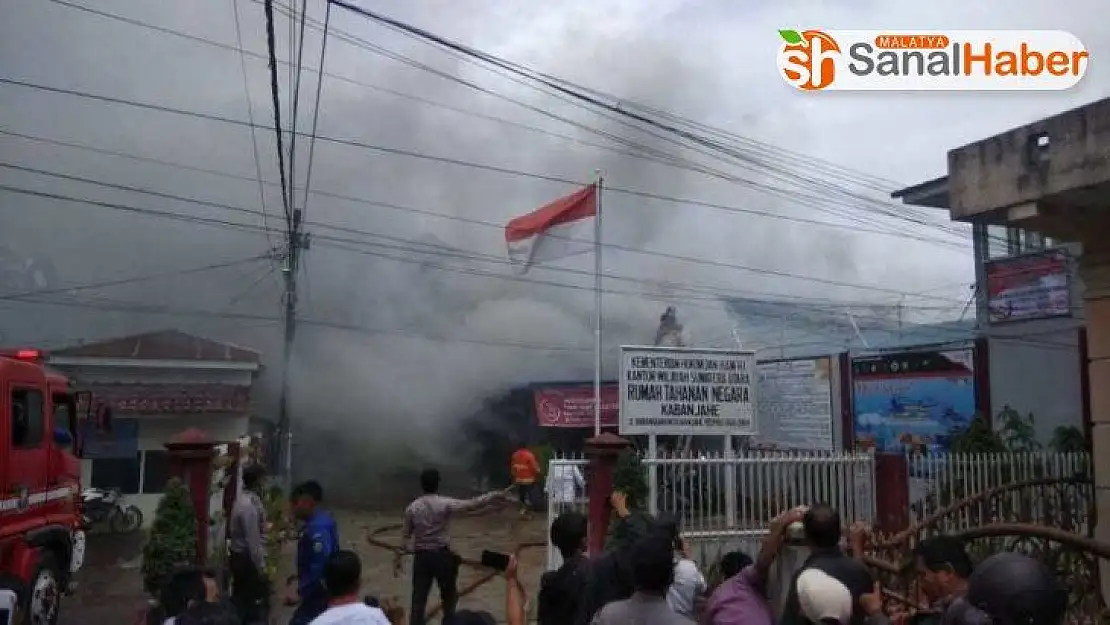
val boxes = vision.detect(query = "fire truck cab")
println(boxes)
[0,348,106,624]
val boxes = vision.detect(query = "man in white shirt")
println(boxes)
[661,522,706,619]
[544,462,585,512]
[310,550,391,625]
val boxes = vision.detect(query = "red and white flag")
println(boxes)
[504,184,597,274]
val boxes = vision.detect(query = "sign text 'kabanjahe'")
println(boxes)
[618,346,757,435]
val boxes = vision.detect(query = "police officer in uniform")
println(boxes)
[284,481,339,625]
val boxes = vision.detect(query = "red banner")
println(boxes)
[985,250,1070,323]
[534,384,619,428]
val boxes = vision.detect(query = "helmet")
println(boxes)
[945,552,1066,625]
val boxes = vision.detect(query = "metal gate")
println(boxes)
[545,450,875,570]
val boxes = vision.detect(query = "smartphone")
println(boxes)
[480,549,511,572]
[0,588,15,625]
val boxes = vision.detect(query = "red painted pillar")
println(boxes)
[584,432,632,556]
[165,428,216,565]
[873,453,909,535]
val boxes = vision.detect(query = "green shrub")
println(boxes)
[613,450,649,509]
[141,477,198,595]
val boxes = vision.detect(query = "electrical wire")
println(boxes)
[0,77,974,252]
[323,2,951,229]
[230,0,276,253]
[287,0,309,213]
[299,0,330,219]
[0,254,272,300]
[36,0,981,250]
[0,160,969,303]
[262,0,292,226]
[2,128,972,305]
[4,292,595,352]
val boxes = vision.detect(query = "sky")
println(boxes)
[1,0,1107,484]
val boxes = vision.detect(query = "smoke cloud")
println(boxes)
[1,0,1107,498]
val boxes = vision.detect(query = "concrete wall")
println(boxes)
[948,98,1110,219]
[60,360,256,527]
[986,325,1084,443]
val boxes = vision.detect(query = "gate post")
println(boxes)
[165,427,216,565]
[873,453,909,535]
[584,432,632,556]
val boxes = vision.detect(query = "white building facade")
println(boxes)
[47,330,261,525]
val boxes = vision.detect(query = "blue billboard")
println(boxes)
[852,349,976,453]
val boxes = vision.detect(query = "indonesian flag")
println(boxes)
[504,184,597,274]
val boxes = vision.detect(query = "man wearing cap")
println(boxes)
[779,504,873,625]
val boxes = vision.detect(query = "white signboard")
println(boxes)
[619,346,757,435]
[756,357,835,451]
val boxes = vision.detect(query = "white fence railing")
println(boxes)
[544,450,875,570]
[906,451,1091,533]
[545,450,1092,571]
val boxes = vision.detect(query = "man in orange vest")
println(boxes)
[509,443,542,519]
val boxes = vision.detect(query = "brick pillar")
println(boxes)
[165,428,217,565]
[1081,247,1110,600]
[584,432,632,556]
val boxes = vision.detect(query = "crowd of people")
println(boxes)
[536,495,1069,625]
[141,458,1070,625]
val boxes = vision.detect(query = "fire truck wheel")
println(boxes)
[28,551,61,625]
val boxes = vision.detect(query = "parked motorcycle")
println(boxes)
[80,488,143,533]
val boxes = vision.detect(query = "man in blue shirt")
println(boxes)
[285,480,339,625]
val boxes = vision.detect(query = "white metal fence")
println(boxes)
[906,451,1091,533]
[544,450,1092,570]
[544,450,876,570]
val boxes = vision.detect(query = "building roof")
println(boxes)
[891,175,951,209]
[51,329,261,362]
[723,296,975,359]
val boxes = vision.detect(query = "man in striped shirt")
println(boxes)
[397,468,513,625]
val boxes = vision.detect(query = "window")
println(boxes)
[90,454,141,494]
[141,450,171,494]
[985,224,1010,260]
[11,389,44,449]
[52,394,75,447]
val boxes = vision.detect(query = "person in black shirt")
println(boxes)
[538,512,589,625]
[779,504,873,625]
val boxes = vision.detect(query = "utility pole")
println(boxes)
[278,208,309,490]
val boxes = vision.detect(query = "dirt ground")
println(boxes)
[63,507,549,625]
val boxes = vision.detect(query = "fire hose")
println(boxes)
[364,523,546,619]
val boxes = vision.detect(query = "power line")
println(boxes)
[0,77,975,254]
[230,0,277,256]
[6,128,960,304]
[34,0,977,250]
[0,159,967,302]
[324,0,966,239]
[299,0,330,219]
[5,292,595,352]
[0,254,272,300]
[262,0,292,226]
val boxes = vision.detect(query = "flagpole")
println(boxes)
[593,171,603,437]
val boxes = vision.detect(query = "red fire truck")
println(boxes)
[0,348,110,624]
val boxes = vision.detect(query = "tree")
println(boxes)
[605,450,653,551]
[142,477,198,595]
[612,450,649,510]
